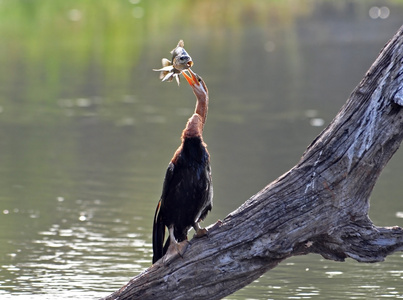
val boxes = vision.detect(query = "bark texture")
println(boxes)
[101,25,403,300]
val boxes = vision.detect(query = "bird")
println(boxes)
[152,68,213,264]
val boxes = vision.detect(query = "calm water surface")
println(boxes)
[0,1,403,299]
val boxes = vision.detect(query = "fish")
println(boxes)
[153,40,193,86]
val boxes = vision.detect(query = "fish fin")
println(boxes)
[175,74,180,86]
[177,40,184,48]
[161,58,171,67]
[153,58,173,78]
[159,71,168,80]
[153,66,174,72]
[162,72,174,82]
[170,40,184,54]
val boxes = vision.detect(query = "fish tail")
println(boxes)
[160,71,168,80]
[157,58,174,80]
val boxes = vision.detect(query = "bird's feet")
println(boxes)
[162,240,189,265]
[193,227,208,238]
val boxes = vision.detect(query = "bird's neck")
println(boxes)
[194,94,209,125]
[182,113,204,139]
[184,93,209,138]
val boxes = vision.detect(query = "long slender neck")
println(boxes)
[194,93,209,125]
[182,93,209,139]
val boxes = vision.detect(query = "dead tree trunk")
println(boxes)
[101,25,403,300]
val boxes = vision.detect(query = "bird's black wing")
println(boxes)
[198,163,213,222]
[152,162,175,264]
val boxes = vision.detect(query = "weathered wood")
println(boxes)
[101,25,403,300]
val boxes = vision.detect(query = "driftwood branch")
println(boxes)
[101,25,403,300]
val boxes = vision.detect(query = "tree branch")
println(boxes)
[101,25,403,300]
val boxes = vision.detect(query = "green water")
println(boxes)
[0,1,403,299]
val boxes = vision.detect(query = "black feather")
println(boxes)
[152,136,213,263]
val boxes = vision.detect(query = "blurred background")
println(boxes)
[0,1,402,299]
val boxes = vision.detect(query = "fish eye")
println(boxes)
[179,55,189,61]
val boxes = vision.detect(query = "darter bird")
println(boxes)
[152,69,213,264]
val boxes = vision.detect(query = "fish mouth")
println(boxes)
[173,58,193,71]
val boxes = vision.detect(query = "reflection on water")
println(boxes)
[228,255,403,299]
[1,198,152,299]
[1,1,403,299]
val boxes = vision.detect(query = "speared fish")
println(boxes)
[153,40,193,86]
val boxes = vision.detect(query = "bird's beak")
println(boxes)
[182,69,198,87]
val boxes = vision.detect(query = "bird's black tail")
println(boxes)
[152,200,165,264]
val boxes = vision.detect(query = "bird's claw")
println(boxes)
[193,227,208,238]
[210,219,223,231]
[162,240,189,265]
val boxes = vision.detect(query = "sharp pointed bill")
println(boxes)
[153,40,193,86]
[182,69,208,98]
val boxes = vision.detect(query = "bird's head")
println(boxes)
[182,69,208,98]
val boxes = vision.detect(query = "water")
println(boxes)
[1,1,403,299]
